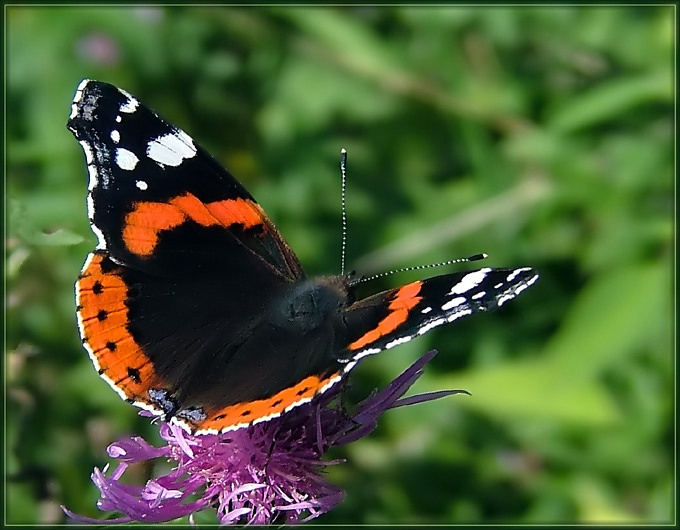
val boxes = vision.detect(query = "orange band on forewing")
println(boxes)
[169,194,217,226]
[192,372,340,433]
[206,198,265,228]
[123,193,266,257]
[122,194,265,257]
[349,281,423,351]
[123,202,186,256]
[77,253,165,400]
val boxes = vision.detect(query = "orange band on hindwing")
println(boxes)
[76,252,167,402]
[183,372,342,434]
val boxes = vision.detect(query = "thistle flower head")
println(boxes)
[63,350,466,525]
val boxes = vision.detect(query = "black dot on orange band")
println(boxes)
[98,369,104,375]
[92,281,103,294]
[97,310,108,321]
[127,367,141,383]
[214,414,226,420]
[76,304,83,311]
[296,387,310,396]
[240,410,251,417]
[271,399,282,407]
[106,341,117,351]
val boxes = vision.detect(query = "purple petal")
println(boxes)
[167,422,196,457]
[71,348,461,525]
[220,506,252,523]
[392,389,470,408]
[107,436,168,462]
[61,504,132,524]
[92,465,207,523]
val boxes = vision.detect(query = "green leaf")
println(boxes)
[8,198,84,247]
[435,360,620,427]
[546,262,668,375]
[549,73,671,133]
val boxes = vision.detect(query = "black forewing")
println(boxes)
[67,80,304,282]
[68,80,310,412]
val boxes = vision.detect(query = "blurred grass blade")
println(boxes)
[549,73,671,133]
[547,262,669,375]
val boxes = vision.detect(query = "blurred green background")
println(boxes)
[5,6,673,525]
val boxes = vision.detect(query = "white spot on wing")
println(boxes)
[86,165,99,189]
[92,224,106,249]
[86,192,106,247]
[75,78,89,95]
[497,273,538,306]
[79,141,94,165]
[86,194,96,222]
[497,293,513,306]
[417,317,446,335]
[421,306,432,314]
[386,335,413,349]
[86,167,98,191]
[116,148,139,171]
[147,131,197,167]
[69,79,89,120]
[448,309,472,322]
[442,296,466,311]
[506,268,530,282]
[110,130,120,144]
[450,268,491,295]
[118,90,139,113]
[342,360,357,373]
[136,180,148,191]
[472,291,486,300]
[350,347,381,363]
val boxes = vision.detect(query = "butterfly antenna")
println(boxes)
[351,253,488,286]
[340,148,348,276]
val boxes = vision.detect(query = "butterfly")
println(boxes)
[67,80,538,434]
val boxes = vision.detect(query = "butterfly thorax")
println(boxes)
[268,276,351,335]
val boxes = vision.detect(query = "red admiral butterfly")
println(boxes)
[68,80,538,435]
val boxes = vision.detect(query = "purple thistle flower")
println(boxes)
[63,350,468,525]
